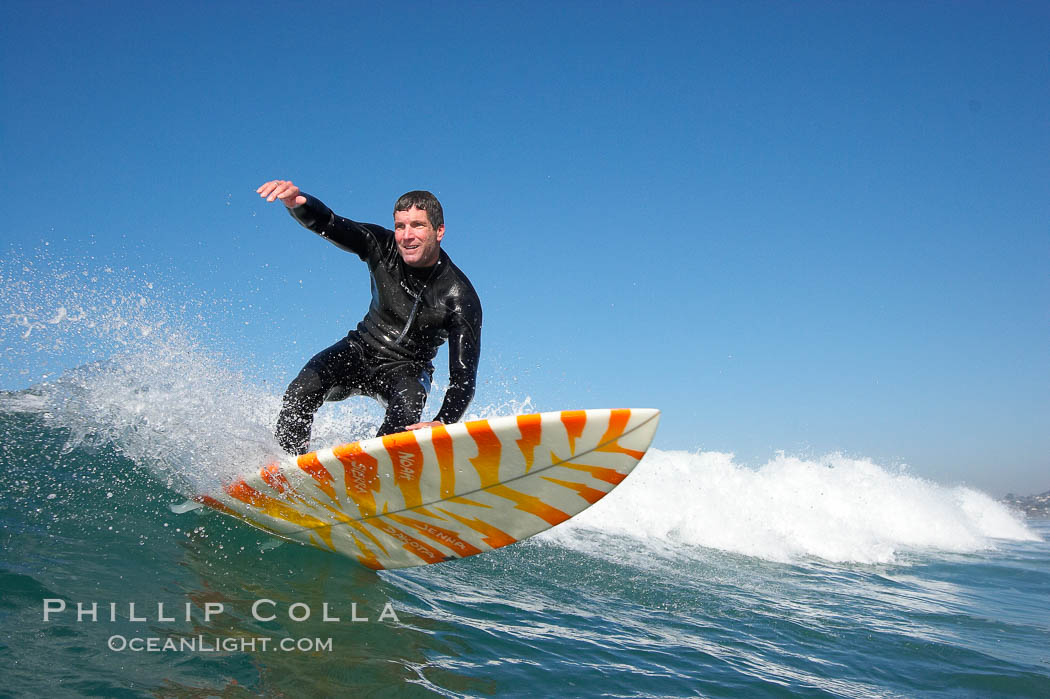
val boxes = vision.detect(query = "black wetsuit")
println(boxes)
[275,193,482,454]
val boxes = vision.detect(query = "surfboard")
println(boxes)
[191,408,660,569]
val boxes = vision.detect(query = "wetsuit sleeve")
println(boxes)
[288,193,391,262]
[433,300,482,425]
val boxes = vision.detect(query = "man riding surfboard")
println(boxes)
[257,180,482,455]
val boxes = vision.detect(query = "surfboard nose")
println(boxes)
[621,408,660,450]
[629,408,660,422]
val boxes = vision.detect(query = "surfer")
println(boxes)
[257,180,482,455]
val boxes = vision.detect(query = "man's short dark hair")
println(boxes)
[394,190,444,229]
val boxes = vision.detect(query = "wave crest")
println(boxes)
[543,449,1038,565]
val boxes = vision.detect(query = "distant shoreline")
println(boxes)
[1001,491,1050,518]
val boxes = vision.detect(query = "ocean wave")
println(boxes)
[3,253,1037,568]
[540,448,1039,565]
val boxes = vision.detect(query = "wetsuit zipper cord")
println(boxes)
[395,261,440,345]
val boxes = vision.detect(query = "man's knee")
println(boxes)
[275,367,328,455]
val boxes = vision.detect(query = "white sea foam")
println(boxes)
[0,335,396,496]
[540,449,1039,565]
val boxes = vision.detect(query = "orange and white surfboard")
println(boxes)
[194,408,660,569]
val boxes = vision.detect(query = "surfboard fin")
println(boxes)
[170,500,204,514]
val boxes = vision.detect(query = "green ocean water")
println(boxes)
[2,402,1048,698]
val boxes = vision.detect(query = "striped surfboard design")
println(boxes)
[196,408,660,569]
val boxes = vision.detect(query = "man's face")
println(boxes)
[394,206,444,268]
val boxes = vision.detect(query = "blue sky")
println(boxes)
[2,1,1047,494]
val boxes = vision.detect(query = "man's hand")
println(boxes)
[257,180,306,208]
[406,421,443,431]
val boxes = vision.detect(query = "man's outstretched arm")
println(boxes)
[257,179,388,259]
